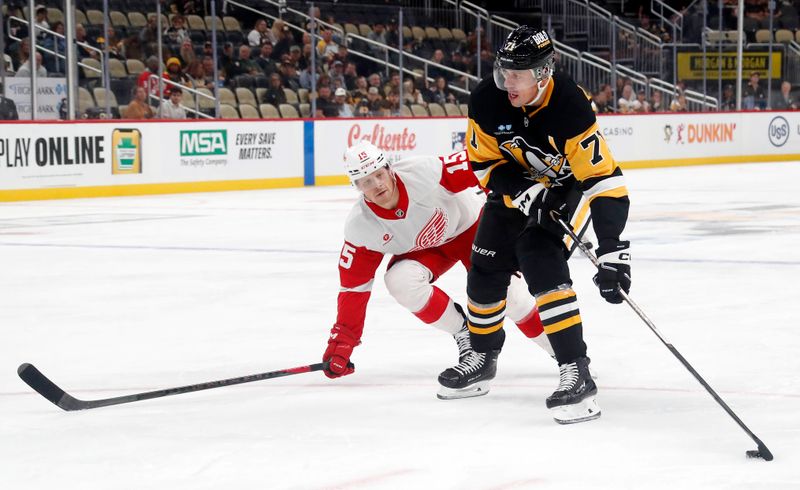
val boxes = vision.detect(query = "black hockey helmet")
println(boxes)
[494,26,555,90]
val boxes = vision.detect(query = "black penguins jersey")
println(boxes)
[466,73,630,243]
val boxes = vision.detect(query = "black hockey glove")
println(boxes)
[593,240,631,304]
[529,188,569,236]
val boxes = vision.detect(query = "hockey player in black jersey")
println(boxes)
[464,26,631,424]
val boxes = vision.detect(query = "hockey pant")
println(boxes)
[467,196,587,364]
[384,219,542,337]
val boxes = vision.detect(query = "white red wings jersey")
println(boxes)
[333,150,484,339]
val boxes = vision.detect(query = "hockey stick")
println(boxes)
[18,361,338,411]
[551,211,774,461]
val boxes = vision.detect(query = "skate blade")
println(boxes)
[550,395,601,424]
[436,381,491,400]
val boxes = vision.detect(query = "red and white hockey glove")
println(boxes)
[323,324,358,378]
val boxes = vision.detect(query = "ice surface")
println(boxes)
[1,163,799,489]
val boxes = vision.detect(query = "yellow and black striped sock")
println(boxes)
[536,288,586,362]
[467,299,507,352]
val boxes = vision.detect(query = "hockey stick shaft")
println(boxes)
[551,212,773,460]
[18,361,330,411]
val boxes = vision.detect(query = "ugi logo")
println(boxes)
[180,130,227,156]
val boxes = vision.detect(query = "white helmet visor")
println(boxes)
[493,59,554,92]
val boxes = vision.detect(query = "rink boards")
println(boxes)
[0,111,798,201]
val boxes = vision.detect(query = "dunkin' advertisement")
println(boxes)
[313,118,468,180]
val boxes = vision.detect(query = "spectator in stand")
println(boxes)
[772,81,797,110]
[367,73,383,92]
[592,85,613,113]
[299,63,320,90]
[617,83,641,113]
[343,62,358,90]
[268,19,285,46]
[34,6,49,39]
[448,51,468,73]
[426,76,456,105]
[355,100,371,118]
[165,57,191,91]
[351,76,369,105]
[311,84,335,115]
[465,27,489,56]
[386,90,402,116]
[639,14,671,43]
[335,45,352,66]
[124,86,154,119]
[366,86,383,113]
[42,21,66,71]
[139,14,159,56]
[297,43,312,70]
[202,41,214,59]
[429,49,449,80]
[670,93,688,112]
[137,56,161,96]
[280,62,301,91]
[179,38,195,67]
[403,79,426,106]
[75,24,98,60]
[16,52,47,78]
[0,83,19,120]
[719,84,735,111]
[273,24,294,61]
[257,41,279,76]
[262,73,287,106]
[227,45,261,82]
[329,60,346,88]
[93,26,123,60]
[650,90,665,112]
[317,28,339,59]
[288,45,303,68]
[383,71,401,96]
[635,89,651,113]
[368,22,387,52]
[201,56,219,91]
[743,71,767,110]
[375,98,394,117]
[248,19,270,48]
[185,60,206,89]
[220,42,235,71]
[160,86,187,119]
[334,87,354,117]
[3,54,14,76]
[165,15,188,44]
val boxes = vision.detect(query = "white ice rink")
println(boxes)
[2,162,799,489]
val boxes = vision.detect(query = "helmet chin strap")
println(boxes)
[524,75,551,106]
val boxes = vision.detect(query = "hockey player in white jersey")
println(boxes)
[322,141,554,399]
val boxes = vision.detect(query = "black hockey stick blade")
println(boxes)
[18,361,333,411]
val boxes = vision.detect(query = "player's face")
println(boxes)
[356,167,397,208]
[502,69,537,107]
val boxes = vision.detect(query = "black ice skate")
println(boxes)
[437,342,500,400]
[545,356,601,424]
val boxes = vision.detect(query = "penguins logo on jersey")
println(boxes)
[499,136,564,179]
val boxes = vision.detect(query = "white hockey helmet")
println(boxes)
[343,141,389,186]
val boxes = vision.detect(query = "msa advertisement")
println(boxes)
[162,122,303,180]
